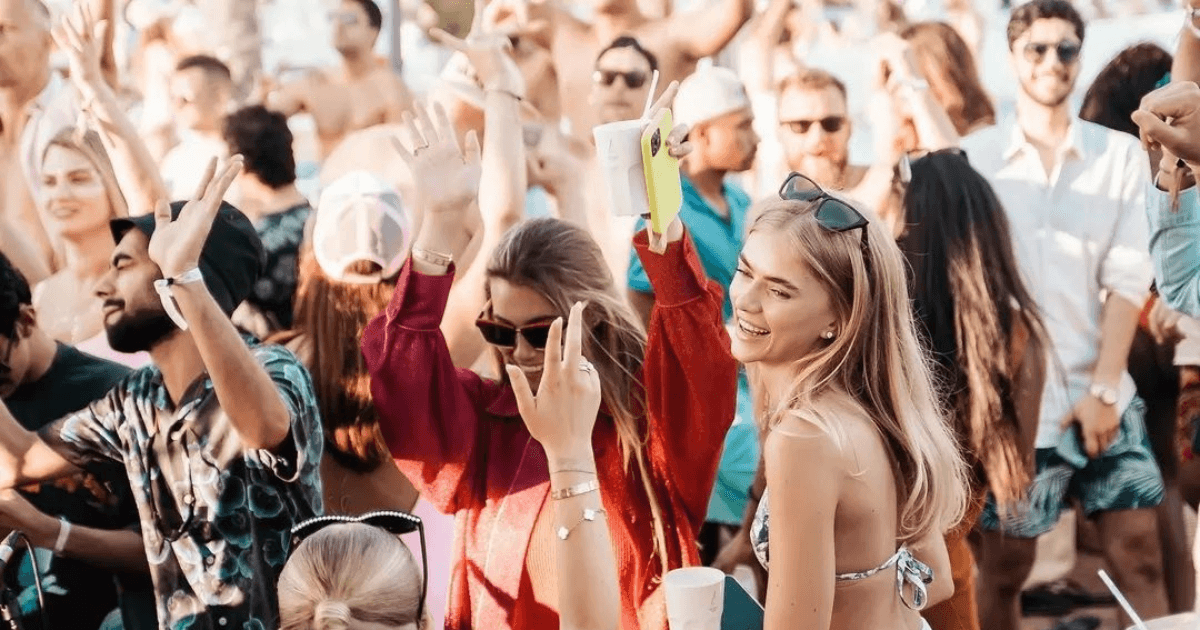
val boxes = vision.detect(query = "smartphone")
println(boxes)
[722,575,764,630]
[641,108,683,244]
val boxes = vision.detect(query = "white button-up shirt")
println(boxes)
[961,116,1153,449]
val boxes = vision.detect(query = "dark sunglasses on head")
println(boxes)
[290,511,427,624]
[781,116,847,135]
[1022,40,1081,65]
[896,147,969,185]
[593,69,648,89]
[779,173,872,273]
[476,317,556,349]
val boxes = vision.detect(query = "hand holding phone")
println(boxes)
[641,108,683,253]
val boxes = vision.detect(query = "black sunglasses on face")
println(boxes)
[290,511,428,624]
[781,116,847,135]
[1023,40,1081,65]
[896,147,969,185]
[593,69,648,89]
[476,318,556,349]
[779,172,870,244]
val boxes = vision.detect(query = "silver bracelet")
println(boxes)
[556,507,607,541]
[53,517,71,555]
[550,479,599,500]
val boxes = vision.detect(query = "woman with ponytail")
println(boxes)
[896,151,1048,630]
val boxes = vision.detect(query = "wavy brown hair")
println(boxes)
[272,254,394,472]
[484,217,670,572]
[902,21,996,136]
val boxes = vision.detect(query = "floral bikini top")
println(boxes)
[750,489,935,611]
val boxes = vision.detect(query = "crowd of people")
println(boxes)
[0,0,1199,629]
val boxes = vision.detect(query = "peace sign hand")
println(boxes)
[506,302,602,460]
[431,0,526,97]
[148,156,243,279]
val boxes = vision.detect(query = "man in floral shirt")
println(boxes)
[0,160,323,630]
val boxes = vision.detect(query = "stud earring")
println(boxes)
[821,330,835,340]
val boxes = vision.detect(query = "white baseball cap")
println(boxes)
[313,172,411,284]
[672,65,752,129]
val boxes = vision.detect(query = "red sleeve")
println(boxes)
[634,229,738,526]
[361,259,486,514]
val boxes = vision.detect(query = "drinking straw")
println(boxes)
[1098,569,1150,630]
[641,69,661,120]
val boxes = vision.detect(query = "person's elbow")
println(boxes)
[237,402,292,451]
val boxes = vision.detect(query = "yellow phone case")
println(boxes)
[642,109,683,243]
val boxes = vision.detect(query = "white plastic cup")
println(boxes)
[665,567,725,630]
[1125,613,1200,630]
[592,119,649,217]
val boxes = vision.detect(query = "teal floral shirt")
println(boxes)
[39,342,323,630]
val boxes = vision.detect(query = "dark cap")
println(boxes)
[110,201,266,316]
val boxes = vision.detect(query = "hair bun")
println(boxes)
[313,600,352,630]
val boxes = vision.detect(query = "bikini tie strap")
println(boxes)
[894,547,934,611]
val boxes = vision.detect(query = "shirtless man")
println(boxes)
[491,0,753,138]
[268,0,412,160]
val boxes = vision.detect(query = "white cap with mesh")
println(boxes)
[672,64,752,129]
[313,171,411,284]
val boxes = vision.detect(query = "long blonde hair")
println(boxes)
[277,523,423,630]
[43,127,129,219]
[750,199,968,543]
[485,217,671,574]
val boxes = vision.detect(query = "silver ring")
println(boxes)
[578,360,595,374]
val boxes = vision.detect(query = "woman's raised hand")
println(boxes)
[507,302,602,461]
[52,1,106,90]
[392,102,483,219]
[431,0,527,98]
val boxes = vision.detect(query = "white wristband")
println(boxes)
[53,517,71,555]
[152,267,204,331]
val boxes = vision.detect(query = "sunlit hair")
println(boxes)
[901,22,996,135]
[898,152,1048,509]
[777,68,848,102]
[1080,43,1172,137]
[748,200,968,543]
[278,523,422,630]
[484,217,671,572]
[271,254,393,472]
[43,127,128,219]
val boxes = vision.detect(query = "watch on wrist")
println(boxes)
[1088,382,1119,406]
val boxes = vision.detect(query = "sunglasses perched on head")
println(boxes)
[476,316,556,349]
[781,116,847,135]
[779,172,870,244]
[593,70,648,89]
[290,511,428,623]
[1022,40,1081,65]
[896,147,969,185]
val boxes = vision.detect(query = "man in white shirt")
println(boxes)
[962,2,1167,628]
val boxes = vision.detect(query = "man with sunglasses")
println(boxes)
[267,0,412,161]
[961,1,1164,627]
[0,161,323,630]
[589,36,657,126]
[162,55,236,201]
[0,251,157,630]
[775,68,866,192]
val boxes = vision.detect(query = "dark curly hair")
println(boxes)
[1080,43,1172,137]
[0,253,32,340]
[223,105,297,190]
[345,0,383,31]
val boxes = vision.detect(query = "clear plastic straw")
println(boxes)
[641,70,660,120]
[1098,569,1150,630]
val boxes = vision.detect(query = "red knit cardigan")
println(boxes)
[362,230,738,630]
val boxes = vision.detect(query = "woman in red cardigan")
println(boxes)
[361,102,737,630]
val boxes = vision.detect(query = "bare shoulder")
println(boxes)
[766,409,845,473]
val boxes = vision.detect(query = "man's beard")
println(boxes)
[796,154,849,189]
[1019,77,1073,108]
[106,307,177,354]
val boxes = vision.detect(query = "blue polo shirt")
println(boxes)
[626,174,757,525]
[626,175,750,320]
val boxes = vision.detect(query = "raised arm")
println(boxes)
[55,6,167,215]
[430,4,529,367]
[363,103,492,513]
[508,303,619,630]
[669,0,754,61]
[1175,3,1200,85]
